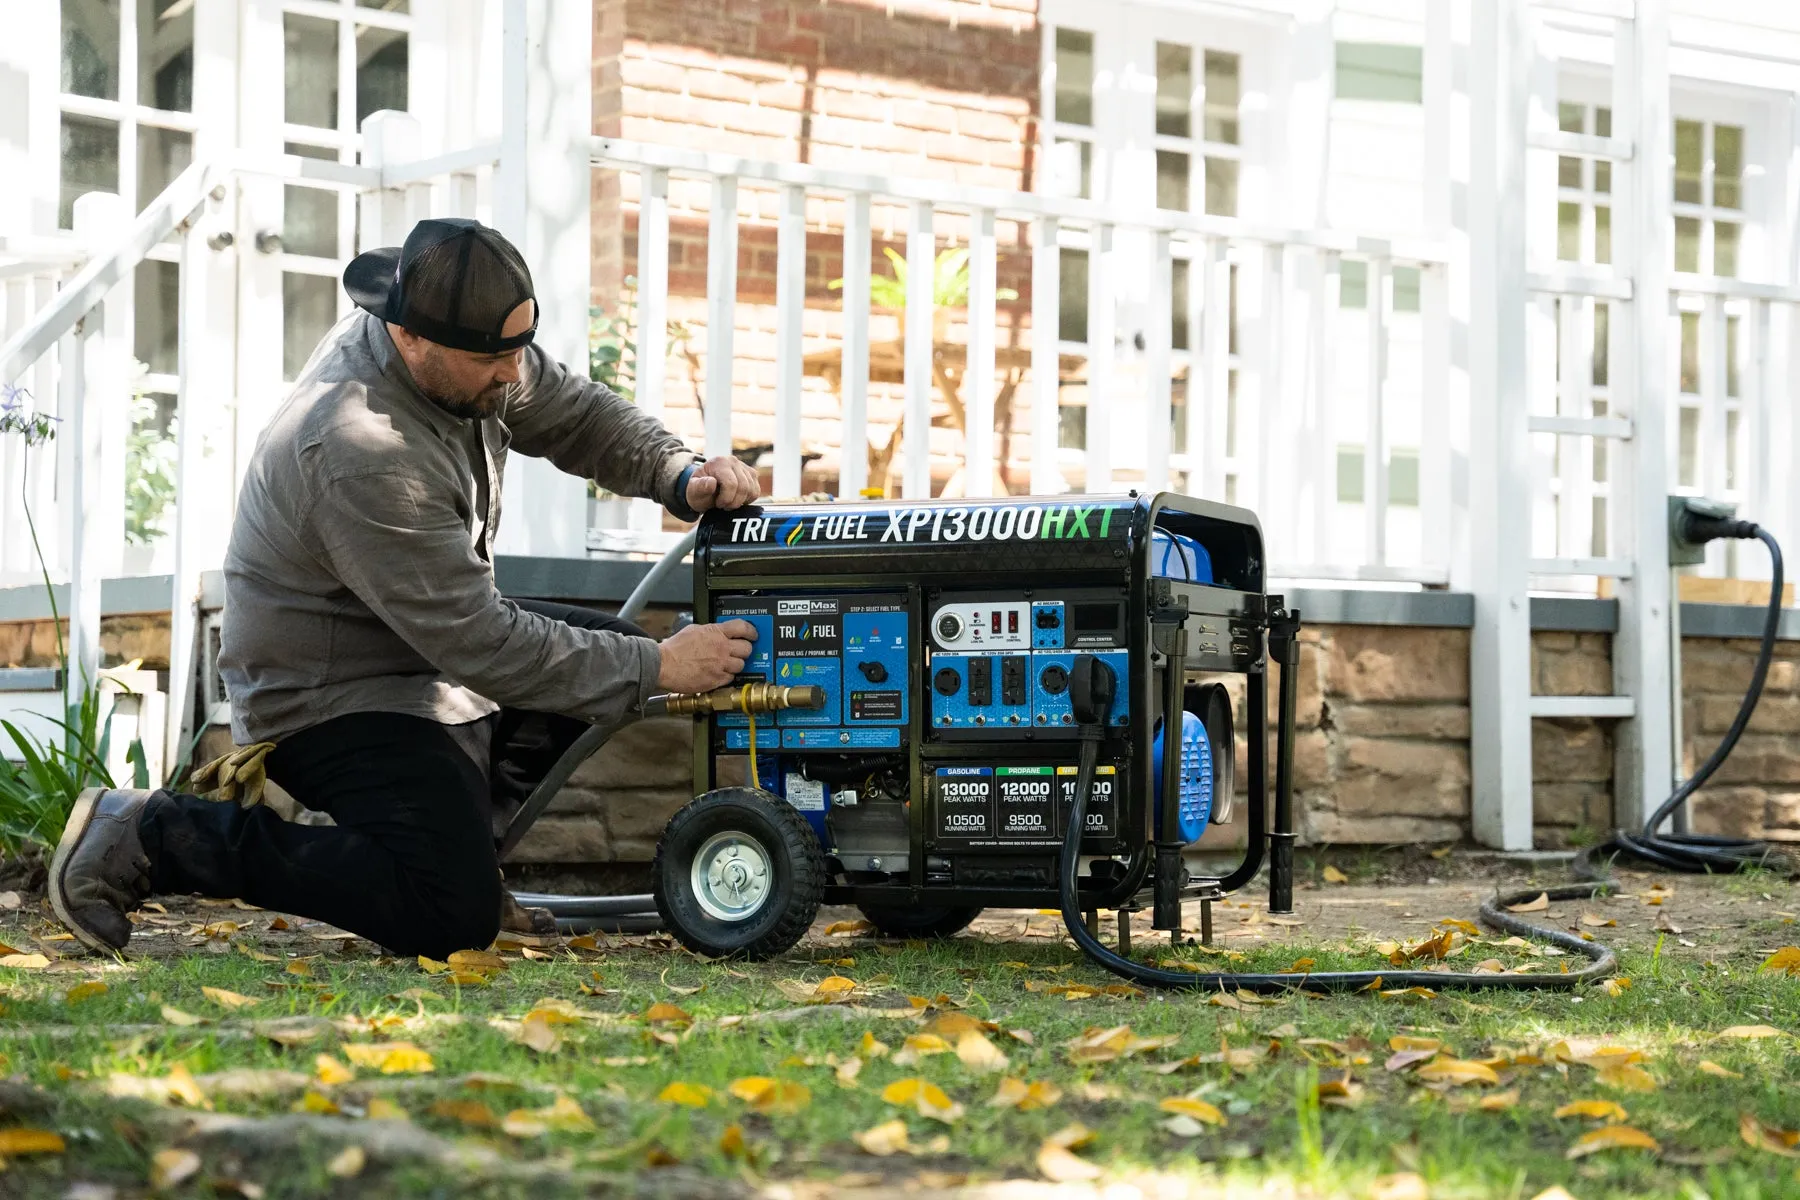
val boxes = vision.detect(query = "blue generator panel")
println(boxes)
[1028,650,1131,728]
[772,596,842,729]
[929,652,1032,729]
[714,598,779,750]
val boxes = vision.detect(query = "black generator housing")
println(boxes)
[649,491,1302,957]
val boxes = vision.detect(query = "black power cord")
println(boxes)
[1057,658,1619,993]
[1578,523,1792,879]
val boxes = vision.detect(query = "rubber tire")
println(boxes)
[856,904,984,939]
[654,787,826,959]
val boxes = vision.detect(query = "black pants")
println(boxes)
[140,601,647,959]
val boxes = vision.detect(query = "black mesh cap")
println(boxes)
[343,217,538,354]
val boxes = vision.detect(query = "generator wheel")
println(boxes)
[856,904,984,939]
[654,788,826,959]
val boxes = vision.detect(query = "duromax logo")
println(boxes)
[778,516,805,547]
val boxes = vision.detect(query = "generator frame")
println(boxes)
[687,491,1303,924]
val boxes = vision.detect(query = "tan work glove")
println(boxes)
[190,741,278,808]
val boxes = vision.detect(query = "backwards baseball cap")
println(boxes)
[343,217,538,354]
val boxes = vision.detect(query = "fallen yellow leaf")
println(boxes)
[501,1093,595,1137]
[1719,1024,1787,1040]
[1698,1060,1742,1079]
[342,1041,434,1074]
[954,1030,1010,1074]
[160,1005,206,1027]
[1740,1112,1800,1158]
[859,1031,891,1059]
[815,975,859,1001]
[835,1057,864,1087]
[1037,1125,1101,1181]
[519,1013,561,1054]
[659,1081,713,1107]
[427,1098,498,1127]
[1596,1063,1658,1092]
[0,1128,65,1156]
[326,1145,366,1178]
[1579,912,1617,928]
[1158,1097,1226,1126]
[1597,976,1631,997]
[718,1123,747,1159]
[286,960,313,977]
[1555,1099,1628,1122]
[1368,1173,1429,1200]
[882,1077,964,1123]
[644,1001,693,1026]
[853,1117,913,1156]
[1478,1088,1520,1112]
[893,1033,954,1065]
[314,1055,355,1086]
[447,949,506,973]
[1759,947,1800,976]
[366,1097,407,1121]
[64,981,108,1003]
[726,1076,811,1114]
[0,953,51,969]
[150,1147,202,1188]
[1566,1124,1659,1158]
[295,1090,340,1114]
[1316,1074,1365,1108]
[1504,892,1550,913]
[921,1010,993,1038]
[1414,1058,1499,1086]
[1389,1036,1443,1053]
[201,986,260,1010]
[824,919,876,936]
[1321,865,1348,884]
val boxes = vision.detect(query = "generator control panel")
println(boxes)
[927,590,1130,733]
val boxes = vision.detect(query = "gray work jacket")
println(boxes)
[218,310,696,745]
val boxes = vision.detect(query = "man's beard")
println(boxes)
[424,384,507,420]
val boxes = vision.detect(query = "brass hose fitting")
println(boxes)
[649,683,826,716]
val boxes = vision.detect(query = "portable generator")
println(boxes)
[644,491,1305,965]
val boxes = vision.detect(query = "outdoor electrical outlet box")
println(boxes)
[1669,495,1736,567]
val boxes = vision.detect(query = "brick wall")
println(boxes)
[594,0,1043,493]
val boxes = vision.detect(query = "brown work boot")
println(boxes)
[498,889,560,947]
[48,788,159,954]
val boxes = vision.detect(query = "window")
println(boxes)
[279,0,413,378]
[1047,29,1094,199]
[1673,118,1743,278]
[1150,43,1240,216]
[1334,43,1422,104]
[1556,103,1611,266]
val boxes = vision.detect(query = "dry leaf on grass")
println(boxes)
[859,1031,891,1059]
[366,1098,407,1121]
[1718,1024,1787,1040]
[314,1055,355,1086]
[0,1128,65,1156]
[1368,1173,1429,1200]
[1414,1058,1498,1087]
[201,986,260,1010]
[0,953,51,969]
[1505,892,1550,913]
[150,1147,202,1188]
[726,1076,811,1115]
[955,1031,1010,1074]
[1316,1074,1365,1108]
[643,1001,693,1027]
[921,1011,995,1038]
[1529,1189,1579,1200]
[1759,947,1800,976]
[1698,1060,1742,1079]
[825,919,876,936]
[428,1099,498,1128]
[1566,1124,1658,1158]
[658,1081,713,1108]
[892,1033,954,1065]
[294,1090,340,1115]
[882,1077,964,1123]
[161,1005,206,1027]
[1596,976,1632,997]
[1478,1089,1520,1111]
[1579,912,1617,928]
[1037,1123,1100,1182]
[1064,1025,1179,1064]
[854,1118,914,1157]
[64,981,107,1003]
[1322,865,1349,884]
[1596,1063,1658,1093]
[1555,1099,1628,1122]
[1385,1049,1440,1073]
[1158,1097,1226,1126]
[326,1145,366,1178]
[501,1093,595,1137]
[448,949,506,973]
[989,1077,1062,1111]
[342,1042,433,1074]
[1740,1112,1800,1157]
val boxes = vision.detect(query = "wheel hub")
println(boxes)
[691,831,773,922]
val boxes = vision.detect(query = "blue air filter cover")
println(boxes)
[1150,528,1214,584]
[1153,709,1213,843]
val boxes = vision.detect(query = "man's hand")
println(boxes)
[684,456,760,512]
[658,619,758,693]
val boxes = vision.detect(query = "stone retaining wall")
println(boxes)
[6,608,1798,853]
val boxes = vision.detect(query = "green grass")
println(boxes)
[1,930,1798,1198]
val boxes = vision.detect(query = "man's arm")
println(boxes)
[503,344,700,518]
[313,466,670,724]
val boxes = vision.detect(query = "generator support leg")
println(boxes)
[1117,908,1132,955]
[1084,909,1099,940]
[1200,898,1213,946]
[1268,603,1302,916]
